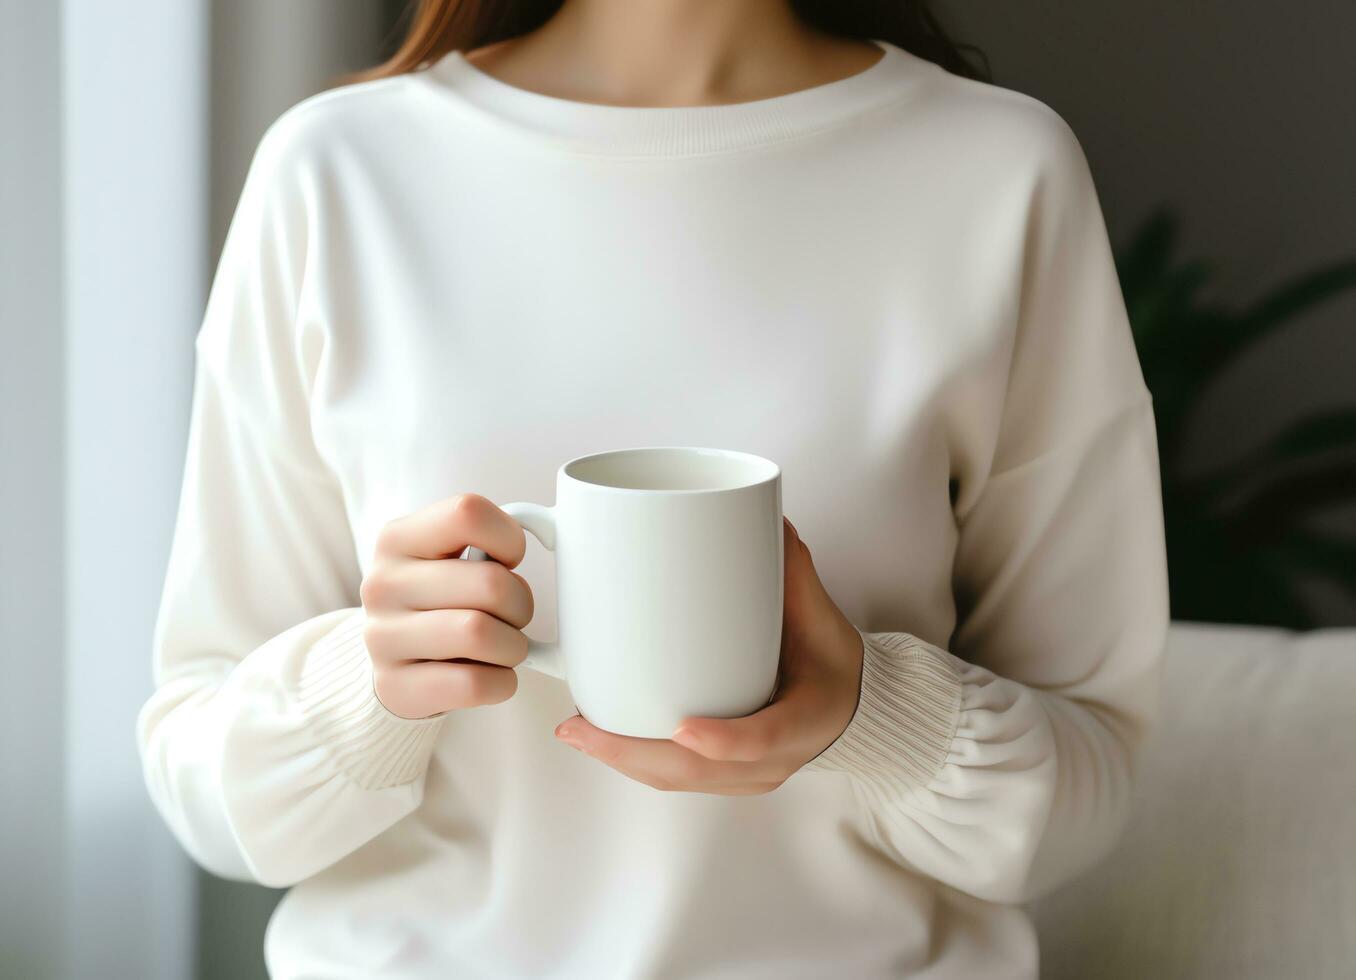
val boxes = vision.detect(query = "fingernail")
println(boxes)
[670,725,698,747]
[555,722,575,740]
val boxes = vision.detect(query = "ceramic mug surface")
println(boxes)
[469,446,784,738]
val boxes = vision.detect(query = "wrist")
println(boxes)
[297,608,446,790]
[804,629,963,794]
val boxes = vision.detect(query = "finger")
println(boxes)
[366,608,529,667]
[554,716,767,788]
[705,782,786,796]
[379,557,533,627]
[376,660,517,718]
[779,521,838,661]
[582,755,784,797]
[670,680,819,763]
[377,493,527,564]
[782,516,813,586]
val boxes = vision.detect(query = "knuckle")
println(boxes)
[446,492,489,528]
[505,629,530,666]
[487,568,532,627]
[434,664,481,709]
[358,572,388,608]
[362,617,394,658]
[477,562,511,606]
[482,667,518,705]
[452,664,514,706]
[375,520,401,554]
[454,665,490,704]
[646,774,678,793]
[372,666,403,711]
[454,608,493,647]
[511,570,535,618]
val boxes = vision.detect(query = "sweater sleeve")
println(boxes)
[136,114,444,889]
[805,107,1170,905]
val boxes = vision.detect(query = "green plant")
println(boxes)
[1117,209,1356,628]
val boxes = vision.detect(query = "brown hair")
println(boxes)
[352,0,989,84]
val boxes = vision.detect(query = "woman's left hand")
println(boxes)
[554,517,865,795]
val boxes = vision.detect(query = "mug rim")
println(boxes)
[559,445,781,495]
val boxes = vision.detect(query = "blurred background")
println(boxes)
[2,2,1352,978]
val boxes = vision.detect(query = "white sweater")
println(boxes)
[139,38,1169,979]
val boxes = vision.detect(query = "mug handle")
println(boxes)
[462,501,565,681]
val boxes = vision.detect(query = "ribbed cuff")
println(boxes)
[805,630,963,800]
[297,609,445,791]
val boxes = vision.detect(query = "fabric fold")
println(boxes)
[807,629,963,798]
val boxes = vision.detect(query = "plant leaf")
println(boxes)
[1129,259,1215,361]
[1117,207,1179,308]
[1195,260,1356,377]
[1177,407,1356,502]
[1247,260,1356,329]
[1263,408,1356,461]
[1265,532,1356,595]
[1163,500,1315,628]
[1231,460,1356,541]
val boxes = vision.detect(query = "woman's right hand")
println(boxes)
[360,493,535,719]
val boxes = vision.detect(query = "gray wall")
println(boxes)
[63,1,206,974]
[938,0,1356,622]
[3,2,205,977]
[0,2,66,973]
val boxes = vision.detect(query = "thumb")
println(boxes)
[781,518,852,650]
[781,518,819,625]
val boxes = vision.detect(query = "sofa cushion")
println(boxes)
[1032,621,1356,979]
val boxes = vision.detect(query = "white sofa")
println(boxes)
[1032,621,1356,978]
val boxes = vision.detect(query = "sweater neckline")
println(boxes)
[424,38,925,157]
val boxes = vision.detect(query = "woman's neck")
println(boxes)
[464,0,884,108]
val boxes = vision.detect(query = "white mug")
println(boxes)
[468,446,784,739]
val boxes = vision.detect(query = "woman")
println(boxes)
[139,1,1169,976]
